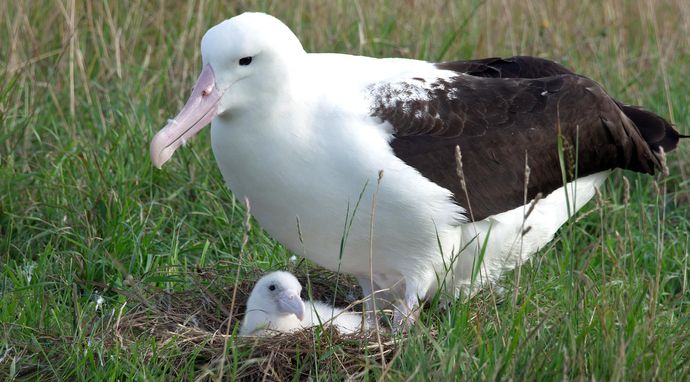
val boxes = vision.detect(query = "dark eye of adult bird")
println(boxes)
[239,56,252,65]
[268,284,276,291]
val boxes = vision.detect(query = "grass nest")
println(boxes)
[106,265,399,381]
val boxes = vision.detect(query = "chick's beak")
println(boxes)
[277,290,305,321]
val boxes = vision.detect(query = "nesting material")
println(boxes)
[105,266,398,380]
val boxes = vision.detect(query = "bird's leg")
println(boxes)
[356,276,377,320]
[392,277,432,333]
[392,294,420,332]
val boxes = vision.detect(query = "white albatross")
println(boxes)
[150,12,684,328]
[240,271,367,336]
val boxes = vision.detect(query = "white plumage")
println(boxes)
[240,271,368,336]
[150,12,668,328]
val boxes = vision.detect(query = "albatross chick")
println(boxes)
[240,271,368,336]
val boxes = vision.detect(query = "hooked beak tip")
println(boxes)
[150,130,171,169]
[148,64,220,168]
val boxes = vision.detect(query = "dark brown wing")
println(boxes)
[440,56,681,153]
[436,56,575,78]
[441,56,681,153]
[369,59,676,221]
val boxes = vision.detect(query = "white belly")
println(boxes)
[211,113,609,300]
[210,115,462,290]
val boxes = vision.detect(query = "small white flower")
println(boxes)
[23,262,36,284]
[94,293,105,311]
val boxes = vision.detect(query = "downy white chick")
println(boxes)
[239,271,368,336]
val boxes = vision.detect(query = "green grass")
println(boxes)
[1,0,689,380]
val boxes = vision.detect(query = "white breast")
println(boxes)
[210,58,464,293]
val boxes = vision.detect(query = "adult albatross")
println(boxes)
[150,12,683,327]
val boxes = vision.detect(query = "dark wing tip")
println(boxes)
[620,104,682,153]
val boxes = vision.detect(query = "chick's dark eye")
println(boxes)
[268,284,276,291]
[239,56,253,66]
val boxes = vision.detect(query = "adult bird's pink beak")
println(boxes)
[150,64,222,168]
[277,290,305,321]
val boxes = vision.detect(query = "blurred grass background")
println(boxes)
[1,0,688,380]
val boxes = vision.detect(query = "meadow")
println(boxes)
[1,0,688,380]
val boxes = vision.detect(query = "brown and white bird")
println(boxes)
[151,12,684,329]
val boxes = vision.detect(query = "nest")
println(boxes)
[106,265,399,381]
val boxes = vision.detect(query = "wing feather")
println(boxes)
[368,56,669,221]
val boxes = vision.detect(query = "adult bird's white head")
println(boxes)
[149,12,305,168]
